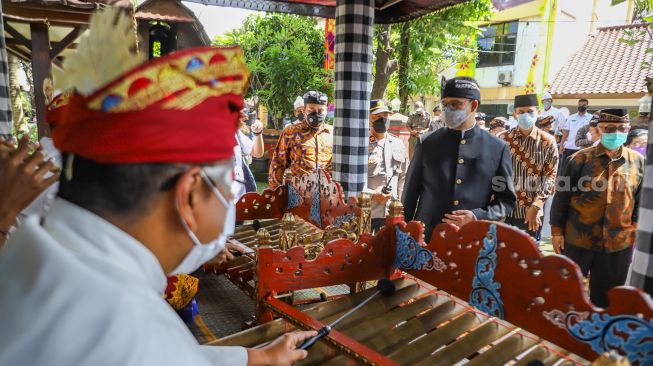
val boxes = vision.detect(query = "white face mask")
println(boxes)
[170,170,235,275]
[443,105,473,129]
[542,101,552,110]
[517,112,537,130]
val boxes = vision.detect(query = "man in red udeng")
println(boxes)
[0,8,314,366]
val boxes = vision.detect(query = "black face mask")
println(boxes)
[306,112,325,127]
[297,112,304,121]
[578,106,588,113]
[372,117,389,133]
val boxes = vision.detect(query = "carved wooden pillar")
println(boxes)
[30,23,50,138]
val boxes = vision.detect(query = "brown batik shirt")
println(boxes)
[500,127,559,219]
[550,144,645,252]
[268,121,333,188]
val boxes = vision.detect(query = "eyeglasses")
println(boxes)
[441,100,470,110]
[599,125,629,133]
[160,164,237,201]
[200,169,233,205]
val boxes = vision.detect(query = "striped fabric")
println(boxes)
[628,115,653,295]
[332,0,374,197]
[500,127,558,219]
[0,3,13,137]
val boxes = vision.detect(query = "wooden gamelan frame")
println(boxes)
[253,205,653,365]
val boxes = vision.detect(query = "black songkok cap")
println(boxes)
[441,77,481,101]
[303,91,328,106]
[598,108,629,123]
[514,94,539,108]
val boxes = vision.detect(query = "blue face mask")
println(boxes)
[517,112,536,130]
[601,132,628,151]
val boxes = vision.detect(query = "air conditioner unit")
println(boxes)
[497,71,513,85]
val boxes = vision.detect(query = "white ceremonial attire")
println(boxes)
[0,199,248,366]
[234,129,254,201]
[540,106,566,134]
[20,137,61,220]
[560,112,592,151]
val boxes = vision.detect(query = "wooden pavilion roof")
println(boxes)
[2,0,131,68]
[182,0,469,24]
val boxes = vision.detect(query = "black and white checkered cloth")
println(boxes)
[0,3,13,137]
[332,0,374,197]
[628,116,653,295]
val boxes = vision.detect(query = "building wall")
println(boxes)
[470,0,632,118]
[423,0,633,117]
[547,0,630,86]
[475,15,540,90]
[551,97,641,109]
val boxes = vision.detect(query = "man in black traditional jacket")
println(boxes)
[402,77,516,241]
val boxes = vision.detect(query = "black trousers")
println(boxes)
[559,148,578,174]
[505,216,542,242]
[371,218,385,234]
[564,244,634,308]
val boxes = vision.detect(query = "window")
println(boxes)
[477,104,509,121]
[477,21,518,67]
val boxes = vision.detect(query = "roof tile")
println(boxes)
[550,23,653,96]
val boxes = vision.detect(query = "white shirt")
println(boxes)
[507,116,518,129]
[460,122,477,137]
[20,137,61,219]
[560,112,593,150]
[0,199,248,366]
[540,106,566,134]
[234,130,254,201]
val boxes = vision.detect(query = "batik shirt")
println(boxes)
[268,121,333,188]
[500,127,558,219]
[551,144,644,252]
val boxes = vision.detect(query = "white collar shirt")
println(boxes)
[0,199,247,366]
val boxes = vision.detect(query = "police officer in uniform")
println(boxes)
[402,77,516,241]
[429,105,445,132]
[365,100,408,232]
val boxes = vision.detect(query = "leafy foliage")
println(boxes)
[214,14,332,123]
[375,0,493,107]
[615,0,653,71]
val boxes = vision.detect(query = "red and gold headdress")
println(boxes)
[50,8,249,164]
[46,91,72,127]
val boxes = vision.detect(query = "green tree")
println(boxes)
[613,0,653,71]
[371,0,493,112]
[214,14,332,128]
[8,54,25,135]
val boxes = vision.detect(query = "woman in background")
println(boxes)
[626,128,648,157]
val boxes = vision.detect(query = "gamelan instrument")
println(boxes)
[211,200,653,365]
[211,169,372,299]
[298,278,395,350]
